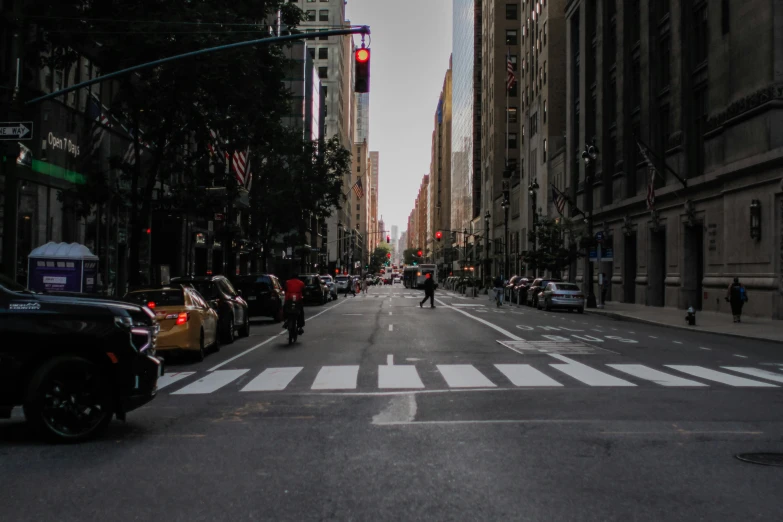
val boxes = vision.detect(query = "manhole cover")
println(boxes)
[735,453,783,467]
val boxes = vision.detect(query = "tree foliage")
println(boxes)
[520,217,582,278]
[403,247,421,265]
[368,246,391,274]
[25,0,351,283]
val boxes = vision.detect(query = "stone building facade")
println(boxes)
[565,0,783,318]
[429,62,453,271]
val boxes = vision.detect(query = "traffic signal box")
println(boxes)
[355,48,370,93]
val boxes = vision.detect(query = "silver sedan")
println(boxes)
[539,282,585,313]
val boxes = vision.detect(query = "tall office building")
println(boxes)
[355,93,370,143]
[429,62,453,270]
[369,151,380,245]
[565,0,783,318]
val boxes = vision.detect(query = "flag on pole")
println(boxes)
[352,178,364,198]
[506,52,517,91]
[636,138,656,210]
[551,185,567,216]
[122,142,141,166]
[231,149,248,186]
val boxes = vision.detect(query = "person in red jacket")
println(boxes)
[284,276,306,334]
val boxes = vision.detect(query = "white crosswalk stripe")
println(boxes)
[241,367,303,392]
[171,369,249,395]
[158,362,783,395]
[666,366,778,387]
[607,364,707,387]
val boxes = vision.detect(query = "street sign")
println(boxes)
[589,247,613,260]
[594,231,605,243]
[0,122,33,140]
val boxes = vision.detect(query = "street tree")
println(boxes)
[368,245,391,274]
[403,247,421,265]
[520,217,582,279]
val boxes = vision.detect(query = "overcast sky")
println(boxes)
[346,0,453,238]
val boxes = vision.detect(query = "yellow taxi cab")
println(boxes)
[125,286,219,361]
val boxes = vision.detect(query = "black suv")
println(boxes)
[171,275,249,343]
[0,276,162,442]
[229,274,285,320]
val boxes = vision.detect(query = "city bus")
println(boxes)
[416,264,438,289]
[402,266,418,289]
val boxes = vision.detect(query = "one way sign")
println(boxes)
[0,122,33,140]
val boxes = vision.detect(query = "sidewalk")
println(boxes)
[587,302,783,344]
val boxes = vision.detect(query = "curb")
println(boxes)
[586,309,783,345]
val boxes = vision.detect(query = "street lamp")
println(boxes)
[484,211,491,280]
[501,197,510,279]
[528,178,540,277]
[581,139,600,308]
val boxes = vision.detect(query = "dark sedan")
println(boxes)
[298,274,329,305]
[229,274,285,320]
[171,275,250,343]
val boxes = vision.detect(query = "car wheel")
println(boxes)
[536,297,543,310]
[545,299,552,311]
[195,330,206,362]
[238,316,250,338]
[23,356,113,443]
[222,316,235,344]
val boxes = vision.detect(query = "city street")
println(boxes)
[2,285,783,521]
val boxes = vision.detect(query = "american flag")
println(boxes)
[636,139,656,210]
[352,178,364,199]
[232,149,248,186]
[207,128,251,187]
[86,97,110,155]
[122,142,139,166]
[551,185,567,216]
[507,52,517,91]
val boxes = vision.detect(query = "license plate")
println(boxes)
[248,296,257,301]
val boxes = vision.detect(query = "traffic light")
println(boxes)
[387,252,391,259]
[386,235,390,244]
[417,250,423,257]
[355,47,371,93]
[435,231,442,242]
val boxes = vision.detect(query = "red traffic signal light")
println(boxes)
[387,252,391,259]
[435,231,442,241]
[355,47,371,93]
[417,250,423,257]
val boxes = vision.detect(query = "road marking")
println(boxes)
[700,347,712,351]
[452,303,486,307]
[666,366,778,387]
[379,365,425,389]
[495,364,563,387]
[389,324,394,332]
[607,364,707,387]
[241,367,303,391]
[548,354,636,387]
[673,341,683,345]
[311,366,360,390]
[172,369,249,394]
[208,299,346,371]
[387,354,394,365]
[436,299,522,341]
[721,367,783,384]
[649,336,657,339]
[156,371,195,390]
[389,312,393,315]
[437,364,496,388]
[733,354,748,359]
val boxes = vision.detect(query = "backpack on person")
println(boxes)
[740,287,748,302]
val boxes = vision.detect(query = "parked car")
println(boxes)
[334,275,352,293]
[392,277,402,285]
[229,274,285,320]
[539,282,585,313]
[320,275,338,301]
[0,275,162,442]
[125,286,220,361]
[171,275,249,343]
[527,277,563,308]
[298,274,329,305]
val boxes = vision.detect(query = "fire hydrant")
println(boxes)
[685,307,696,326]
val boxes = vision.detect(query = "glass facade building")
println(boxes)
[451,0,474,248]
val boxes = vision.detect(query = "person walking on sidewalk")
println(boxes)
[493,274,505,307]
[420,273,435,308]
[726,277,748,323]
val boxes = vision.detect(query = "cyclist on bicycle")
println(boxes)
[284,275,306,335]
[493,274,505,307]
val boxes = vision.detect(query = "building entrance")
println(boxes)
[683,224,704,310]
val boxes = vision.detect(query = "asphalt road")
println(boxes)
[2,285,783,521]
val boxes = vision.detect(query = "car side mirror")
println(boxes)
[237,289,243,297]
[209,300,219,310]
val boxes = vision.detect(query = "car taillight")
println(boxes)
[552,293,565,298]
[576,294,584,298]
[175,312,189,325]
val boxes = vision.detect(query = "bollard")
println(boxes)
[685,307,696,326]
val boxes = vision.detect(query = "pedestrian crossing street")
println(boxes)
[156,361,783,396]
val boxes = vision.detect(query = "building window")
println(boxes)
[659,35,671,90]
[543,61,547,84]
[722,0,730,34]
[509,83,518,97]
[357,204,361,211]
[508,107,518,123]
[506,3,518,20]
[506,30,518,46]
[318,47,328,59]
[319,9,329,21]
[508,132,518,149]
[693,86,708,176]
[306,10,316,21]
[357,166,360,172]
[530,112,538,136]
[510,55,517,71]
[694,3,709,65]
[318,66,328,79]
[543,100,547,123]
[543,139,547,162]
[629,0,640,44]
[357,214,360,221]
